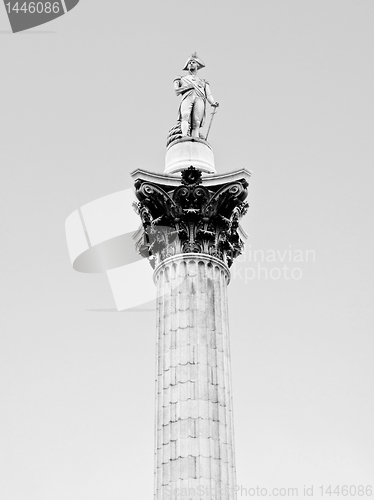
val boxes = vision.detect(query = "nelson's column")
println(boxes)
[131,53,251,500]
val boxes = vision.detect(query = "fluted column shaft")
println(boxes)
[154,253,237,500]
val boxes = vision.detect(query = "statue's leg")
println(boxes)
[180,95,194,137]
[191,98,205,138]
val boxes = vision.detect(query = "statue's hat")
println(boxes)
[183,52,205,71]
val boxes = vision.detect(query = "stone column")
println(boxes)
[154,254,236,500]
[132,160,250,500]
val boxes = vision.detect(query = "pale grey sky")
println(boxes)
[0,1,373,499]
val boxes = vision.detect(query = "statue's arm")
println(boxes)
[205,82,219,107]
[174,76,193,96]
[173,76,182,94]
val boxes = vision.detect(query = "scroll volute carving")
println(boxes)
[134,167,249,268]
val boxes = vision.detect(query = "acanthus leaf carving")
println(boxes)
[134,167,249,268]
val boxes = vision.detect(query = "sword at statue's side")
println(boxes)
[205,105,219,141]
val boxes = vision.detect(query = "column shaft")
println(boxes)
[154,254,237,500]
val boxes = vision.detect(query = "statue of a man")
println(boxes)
[174,53,219,139]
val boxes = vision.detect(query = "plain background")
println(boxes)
[0,1,373,498]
